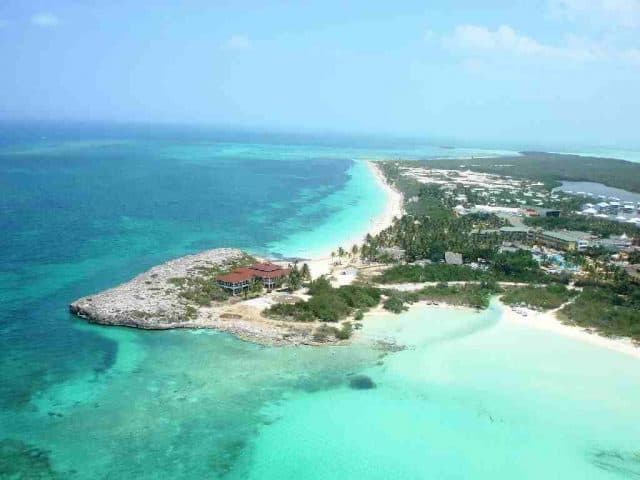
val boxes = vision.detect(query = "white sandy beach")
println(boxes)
[502,303,640,359]
[360,298,640,359]
[304,161,404,279]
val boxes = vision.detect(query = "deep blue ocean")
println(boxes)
[2,124,640,479]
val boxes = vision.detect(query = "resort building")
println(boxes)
[596,234,632,252]
[533,230,593,252]
[471,227,594,252]
[522,207,561,217]
[216,262,290,295]
[499,226,532,242]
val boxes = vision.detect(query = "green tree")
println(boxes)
[250,279,264,296]
[288,270,303,292]
[300,263,311,280]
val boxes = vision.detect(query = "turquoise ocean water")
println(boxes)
[1,124,639,478]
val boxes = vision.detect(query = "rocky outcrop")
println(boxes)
[70,248,245,329]
[69,248,336,346]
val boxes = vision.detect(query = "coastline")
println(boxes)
[358,298,640,359]
[67,157,640,357]
[305,161,404,279]
[501,303,640,359]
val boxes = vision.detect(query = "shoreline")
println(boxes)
[304,161,404,279]
[501,303,640,359]
[358,298,640,359]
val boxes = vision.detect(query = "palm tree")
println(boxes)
[360,244,369,261]
[337,246,345,258]
[250,279,264,296]
[351,244,359,257]
[300,263,311,280]
[288,270,302,292]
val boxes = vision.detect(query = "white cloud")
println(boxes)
[31,13,60,27]
[445,24,637,65]
[223,34,251,51]
[550,0,640,28]
[447,25,556,56]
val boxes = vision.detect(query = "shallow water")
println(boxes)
[238,302,640,479]
[2,125,639,478]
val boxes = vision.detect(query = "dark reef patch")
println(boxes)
[348,375,377,390]
[589,448,640,478]
[0,439,59,479]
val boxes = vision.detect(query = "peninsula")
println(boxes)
[70,155,640,354]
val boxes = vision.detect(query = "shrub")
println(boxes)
[335,322,353,340]
[383,295,408,313]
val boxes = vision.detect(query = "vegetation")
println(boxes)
[287,265,303,292]
[178,276,230,305]
[265,277,381,322]
[383,282,502,311]
[379,163,452,218]
[361,211,503,264]
[524,214,639,237]
[376,250,552,284]
[424,152,640,193]
[377,263,487,283]
[382,295,408,313]
[168,254,257,306]
[267,275,502,323]
[491,250,551,283]
[560,275,640,341]
[312,322,354,342]
[628,251,640,264]
[335,321,354,340]
[501,284,576,311]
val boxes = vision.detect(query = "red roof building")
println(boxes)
[216,262,290,295]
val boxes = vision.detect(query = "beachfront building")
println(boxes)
[216,262,290,295]
[250,262,291,290]
[216,270,254,296]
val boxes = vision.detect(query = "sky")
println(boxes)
[1,0,639,147]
